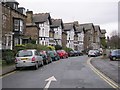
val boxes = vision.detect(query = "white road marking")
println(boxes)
[44,76,57,89]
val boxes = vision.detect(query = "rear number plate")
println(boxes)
[21,58,28,60]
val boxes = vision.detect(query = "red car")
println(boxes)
[57,50,68,59]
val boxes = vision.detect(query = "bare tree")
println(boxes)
[109,30,120,49]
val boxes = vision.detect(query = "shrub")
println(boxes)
[36,44,49,51]
[63,47,73,52]
[2,49,15,64]
[55,44,62,50]
[47,45,55,50]
[13,44,26,55]
[25,43,37,49]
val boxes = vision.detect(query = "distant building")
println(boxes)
[50,19,64,46]
[33,13,52,46]
[62,31,67,48]
[100,29,106,48]
[80,23,95,51]
[94,25,101,49]
[64,23,76,50]
[75,25,85,51]
[23,11,39,44]
[1,0,26,50]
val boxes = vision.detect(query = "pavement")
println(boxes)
[0,64,16,76]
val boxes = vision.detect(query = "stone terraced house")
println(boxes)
[1,0,106,51]
[1,0,26,50]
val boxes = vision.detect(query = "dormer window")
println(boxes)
[13,3,17,10]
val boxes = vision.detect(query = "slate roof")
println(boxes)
[101,29,106,34]
[75,25,84,33]
[64,23,74,31]
[3,0,18,3]
[33,13,50,23]
[94,25,100,32]
[50,19,62,27]
[80,23,94,30]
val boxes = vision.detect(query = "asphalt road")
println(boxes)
[91,57,119,83]
[2,56,114,88]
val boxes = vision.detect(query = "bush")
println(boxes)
[63,47,73,52]
[25,43,37,49]
[47,45,55,50]
[2,49,15,64]
[13,44,26,55]
[55,44,62,50]
[36,44,49,51]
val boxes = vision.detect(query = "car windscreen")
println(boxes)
[112,50,119,54]
[17,51,33,57]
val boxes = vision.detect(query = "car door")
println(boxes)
[117,50,120,59]
[35,51,43,64]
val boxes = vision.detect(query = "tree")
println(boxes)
[109,35,120,49]
[101,38,107,49]
[109,30,120,49]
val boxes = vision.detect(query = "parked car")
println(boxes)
[53,50,60,60]
[47,50,60,61]
[88,50,97,57]
[15,49,43,70]
[68,51,75,57]
[77,50,84,56]
[39,50,52,65]
[94,49,101,56]
[109,49,120,61]
[57,50,68,59]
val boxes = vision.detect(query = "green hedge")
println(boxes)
[63,47,73,52]
[2,49,15,64]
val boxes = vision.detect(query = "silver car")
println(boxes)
[88,50,97,57]
[15,49,43,70]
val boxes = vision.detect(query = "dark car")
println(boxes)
[94,49,101,56]
[57,50,68,59]
[68,51,75,57]
[76,50,83,56]
[39,51,52,65]
[73,50,80,56]
[47,50,60,61]
[109,49,120,61]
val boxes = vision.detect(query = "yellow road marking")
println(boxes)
[0,71,17,79]
[87,58,119,89]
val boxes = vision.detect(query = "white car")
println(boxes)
[88,50,97,57]
[15,49,43,70]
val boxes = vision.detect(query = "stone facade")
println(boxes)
[62,31,67,48]
[24,11,39,44]
[2,1,26,50]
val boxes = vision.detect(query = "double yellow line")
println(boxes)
[0,71,17,79]
[87,58,119,89]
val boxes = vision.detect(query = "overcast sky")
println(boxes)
[16,0,119,37]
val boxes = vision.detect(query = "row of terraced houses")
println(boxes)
[0,0,106,52]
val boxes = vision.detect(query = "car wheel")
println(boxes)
[46,60,48,64]
[112,57,116,61]
[34,63,39,70]
[16,67,20,70]
[41,61,44,66]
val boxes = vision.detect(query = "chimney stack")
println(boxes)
[26,11,33,23]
